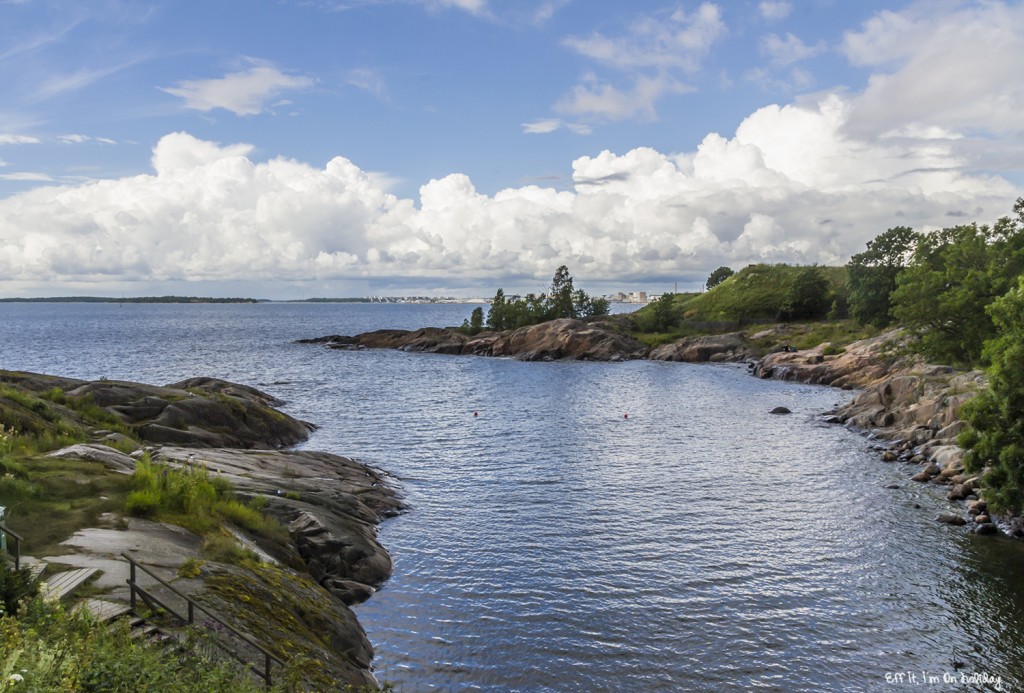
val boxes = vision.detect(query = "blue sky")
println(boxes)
[1,0,1022,298]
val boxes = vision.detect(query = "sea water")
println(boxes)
[2,302,1022,691]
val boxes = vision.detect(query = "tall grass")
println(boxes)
[125,457,286,546]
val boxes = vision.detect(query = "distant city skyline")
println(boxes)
[1,0,1022,299]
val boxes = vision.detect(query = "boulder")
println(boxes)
[649,333,749,363]
[936,513,967,526]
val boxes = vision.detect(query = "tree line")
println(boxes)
[461,265,610,335]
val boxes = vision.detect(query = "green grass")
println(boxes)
[0,455,133,556]
[125,458,290,557]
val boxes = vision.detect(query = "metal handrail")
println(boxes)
[0,523,22,571]
[121,552,283,688]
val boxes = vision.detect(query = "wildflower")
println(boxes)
[8,673,24,683]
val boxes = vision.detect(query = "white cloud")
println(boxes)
[523,119,563,134]
[549,4,724,125]
[0,134,40,144]
[430,0,487,15]
[0,109,1015,291]
[758,1,792,21]
[0,172,53,181]
[346,68,388,100]
[842,1,1024,138]
[533,1,568,26]
[563,3,725,72]
[58,134,117,145]
[759,32,824,67]
[160,63,315,116]
[522,118,593,136]
[555,74,691,122]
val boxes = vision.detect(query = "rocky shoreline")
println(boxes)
[1,371,403,687]
[300,320,1019,539]
[751,332,1019,538]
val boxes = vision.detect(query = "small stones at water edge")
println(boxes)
[770,406,791,415]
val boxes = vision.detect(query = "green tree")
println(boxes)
[778,266,831,321]
[891,204,1024,365]
[847,225,920,326]
[461,306,485,335]
[547,265,576,319]
[648,292,678,332]
[485,265,608,331]
[706,266,734,289]
[486,288,509,330]
[960,276,1024,512]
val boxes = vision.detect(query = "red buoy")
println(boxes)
[624,413,629,419]
[473,411,478,417]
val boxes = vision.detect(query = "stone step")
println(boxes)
[73,598,132,623]
[40,567,98,601]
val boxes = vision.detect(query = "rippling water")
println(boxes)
[2,302,1022,692]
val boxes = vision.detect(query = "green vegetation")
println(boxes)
[890,206,1024,366]
[459,306,485,336]
[960,276,1024,513]
[486,265,610,331]
[846,225,920,327]
[125,457,288,550]
[705,265,734,289]
[0,597,275,692]
[0,425,132,556]
[626,264,851,346]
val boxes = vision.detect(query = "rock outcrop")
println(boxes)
[0,371,314,448]
[1,371,405,687]
[648,332,752,362]
[301,318,649,362]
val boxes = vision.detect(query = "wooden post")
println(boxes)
[12,535,19,571]
[264,653,272,689]
[188,601,194,624]
[128,560,136,612]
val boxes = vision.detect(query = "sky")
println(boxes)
[1,0,1023,299]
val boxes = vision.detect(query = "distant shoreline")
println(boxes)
[0,296,263,304]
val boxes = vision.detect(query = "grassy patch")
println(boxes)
[0,455,132,556]
[125,458,290,559]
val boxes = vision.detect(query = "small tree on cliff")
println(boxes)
[460,306,485,335]
[706,266,734,290]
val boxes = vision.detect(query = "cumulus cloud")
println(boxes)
[0,100,1015,293]
[160,62,315,116]
[841,1,1024,138]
